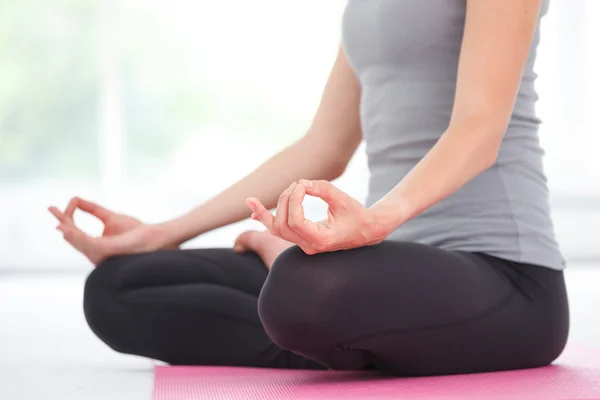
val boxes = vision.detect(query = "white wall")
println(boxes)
[1,0,598,271]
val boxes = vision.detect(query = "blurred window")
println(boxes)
[1,0,598,270]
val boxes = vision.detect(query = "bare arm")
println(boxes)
[158,45,362,246]
[246,0,546,254]
[371,0,543,230]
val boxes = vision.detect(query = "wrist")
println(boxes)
[151,220,184,248]
[368,198,411,239]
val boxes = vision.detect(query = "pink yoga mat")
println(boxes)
[153,345,600,399]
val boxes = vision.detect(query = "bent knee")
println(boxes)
[83,257,132,354]
[258,247,349,350]
[83,258,119,322]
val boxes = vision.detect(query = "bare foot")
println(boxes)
[234,230,295,270]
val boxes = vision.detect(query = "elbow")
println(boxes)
[448,116,504,171]
[472,131,501,173]
[482,124,505,170]
[481,145,499,170]
[298,136,354,181]
[323,140,359,179]
[323,158,349,180]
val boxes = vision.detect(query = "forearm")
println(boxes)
[370,120,501,231]
[369,0,540,233]
[158,137,344,246]
[157,45,362,247]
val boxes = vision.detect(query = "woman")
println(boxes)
[49,0,569,376]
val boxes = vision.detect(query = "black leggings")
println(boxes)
[83,241,569,376]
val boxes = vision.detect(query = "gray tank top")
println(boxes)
[342,0,565,269]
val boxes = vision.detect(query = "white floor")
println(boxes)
[0,273,153,400]
[1,265,600,400]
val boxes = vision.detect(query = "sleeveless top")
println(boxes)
[342,0,564,269]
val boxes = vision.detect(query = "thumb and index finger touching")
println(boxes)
[49,198,117,264]
[48,197,115,246]
[51,181,343,226]
[49,197,114,224]
[299,180,348,211]
[65,197,113,221]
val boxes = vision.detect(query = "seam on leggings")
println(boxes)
[109,281,265,328]
[337,285,519,348]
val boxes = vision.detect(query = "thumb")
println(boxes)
[300,180,347,210]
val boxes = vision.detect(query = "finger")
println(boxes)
[58,222,100,258]
[75,198,114,222]
[272,183,316,246]
[48,207,67,223]
[273,182,296,235]
[289,183,334,244]
[246,198,275,232]
[62,222,113,265]
[64,197,79,220]
[300,180,348,211]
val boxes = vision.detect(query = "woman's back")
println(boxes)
[342,0,564,269]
